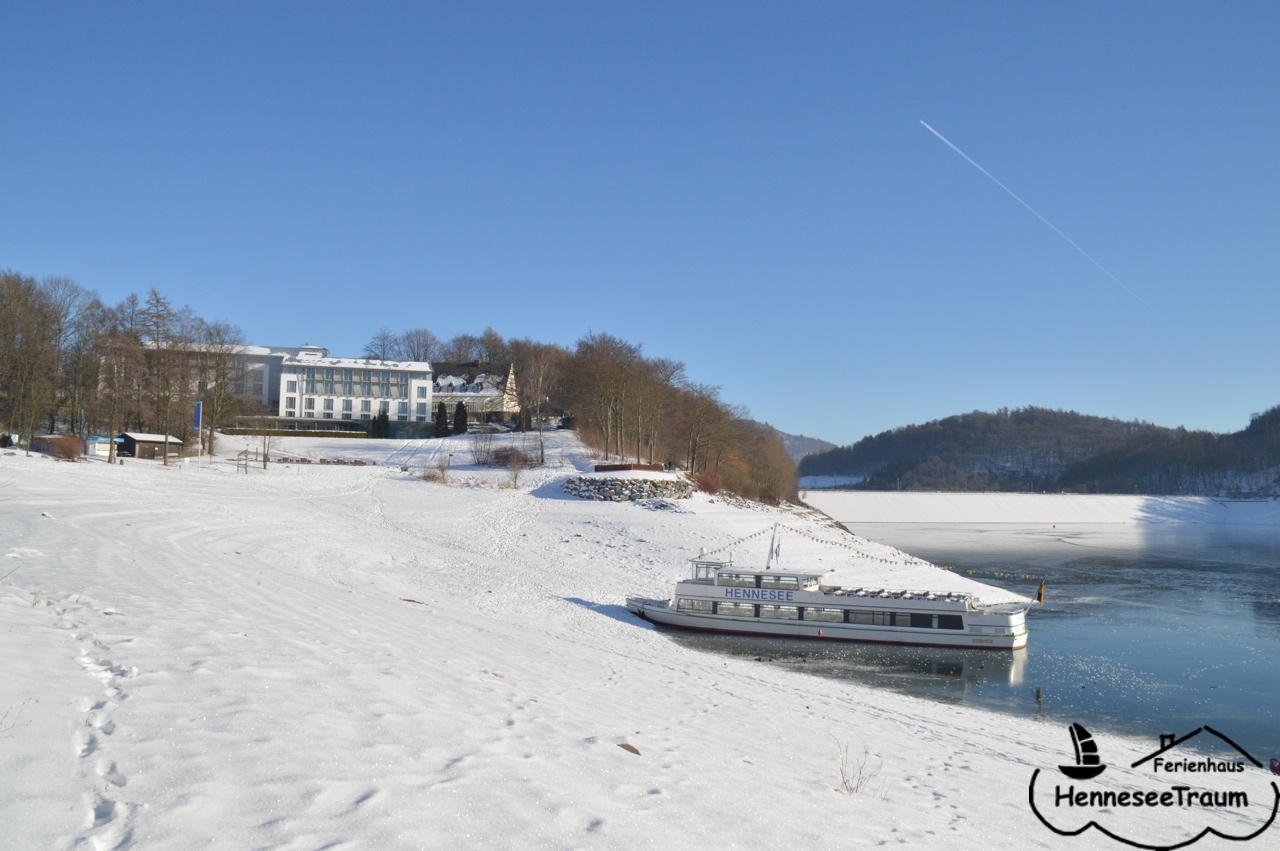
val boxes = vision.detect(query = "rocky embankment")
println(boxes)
[563,476,692,501]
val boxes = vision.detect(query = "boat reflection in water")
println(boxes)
[666,630,1028,702]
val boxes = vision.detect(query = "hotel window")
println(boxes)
[323,398,334,411]
[305,380,316,393]
[305,368,315,379]
[284,396,296,411]
[323,381,334,395]
[304,398,315,410]
[342,399,353,412]
[397,401,409,416]
[286,380,297,393]
[416,403,427,416]
[417,386,427,398]
[379,401,389,414]
[324,369,334,380]
[361,400,371,413]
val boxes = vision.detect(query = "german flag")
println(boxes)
[1036,580,1045,606]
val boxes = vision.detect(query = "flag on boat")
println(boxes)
[1037,580,1045,606]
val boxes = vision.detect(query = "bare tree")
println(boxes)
[139,290,199,464]
[478,326,509,362]
[0,272,57,449]
[510,338,567,465]
[39,276,95,434]
[86,299,145,462]
[397,327,441,362]
[196,320,248,457]
[440,333,482,363]
[363,326,398,360]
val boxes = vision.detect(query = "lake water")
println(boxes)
[668,524,1280,763]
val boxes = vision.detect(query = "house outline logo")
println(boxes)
[1028,724,1280,850]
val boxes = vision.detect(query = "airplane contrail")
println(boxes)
[920,120,1149,307]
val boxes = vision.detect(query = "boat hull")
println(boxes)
[627,599,1028,650]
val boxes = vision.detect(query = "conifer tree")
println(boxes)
[452,402,468,435]
[433,402,450,437]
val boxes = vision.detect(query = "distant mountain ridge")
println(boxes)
[798,405,1280,497]
[757,424,836,465]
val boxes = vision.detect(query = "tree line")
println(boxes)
[1,270,249,461]
[798,406,1280,496]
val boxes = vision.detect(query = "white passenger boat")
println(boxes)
[626,540,1030,650]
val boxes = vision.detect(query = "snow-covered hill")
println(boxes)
[2,432,1271,849]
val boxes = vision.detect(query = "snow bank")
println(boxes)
[803,490,1280,525]
[2,435,1271,849]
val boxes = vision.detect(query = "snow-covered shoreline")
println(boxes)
[3,434,1274,849]
[804,490,1280,525]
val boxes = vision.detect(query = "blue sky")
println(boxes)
[3,2,1277,447]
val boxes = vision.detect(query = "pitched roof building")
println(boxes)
[431,361,519,423]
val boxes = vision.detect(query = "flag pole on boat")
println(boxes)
[765,523,780,570]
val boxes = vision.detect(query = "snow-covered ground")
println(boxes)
[3,433,1275,849]
[804,490,1280,525]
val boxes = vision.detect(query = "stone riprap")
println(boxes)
[563,476,692,501]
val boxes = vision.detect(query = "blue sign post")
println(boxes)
[194,401,203,459]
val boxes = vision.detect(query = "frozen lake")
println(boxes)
[670,523,1280,764]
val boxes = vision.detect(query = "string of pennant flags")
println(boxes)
[698,523,936,568]
[698,523,1045,584]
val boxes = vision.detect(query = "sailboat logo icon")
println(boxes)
[1059,723,1107,780]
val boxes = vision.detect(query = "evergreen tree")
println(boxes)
[433,402,450,437]
[452,402,468,435]
[367,411,391,439]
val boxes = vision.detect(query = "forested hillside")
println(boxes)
[798,406,1280,497]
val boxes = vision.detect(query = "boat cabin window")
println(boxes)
[676,598,714,614]
[717,573,758,588]
[692,564,718,582]
[716,602,755,617]
[758,604,799,620]
[758,574,799,591]
[803,607,844,623]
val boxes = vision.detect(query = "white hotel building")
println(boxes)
[276,345,433,425]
